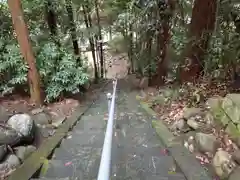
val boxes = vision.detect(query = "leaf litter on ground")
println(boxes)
[140,79,239,175]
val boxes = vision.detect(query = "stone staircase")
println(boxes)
[32,81,187,180]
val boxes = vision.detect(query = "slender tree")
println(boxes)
[94,0,104,78]
[82,4,99,80]
[150,0,174,86]
[45,0,57,36]
[65,0,80,61]
[45,0,60,46]
[7,0,42,105]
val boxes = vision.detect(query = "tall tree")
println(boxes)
[94,0,104,78]
[7,0,42,105]
[45,0,60,46]
[45,0,57,36]
[65,0,80,60]
[180,0,217,82]
[151,0,175,86]
[82,4,99,80]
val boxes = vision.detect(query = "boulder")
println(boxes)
[170,119,190,132]
[0,105,11,123]
[33,124,55,147]
[0,125,21,146]
[15,145,36,161]
[206,96,223,111]
[204,113,215,127]
[187,117,203,130]
[31,108,52,125]
[0,163,14,179]
[0,145,7,162]
[226,94,240,106]
[195,132,219,154]
[225,122,240,138]
[183,108,203,119]
[5,154,20,167]
[232,150,240,165]
[212,150,236,179]
[234,137,240,148]
[221,94,240,124]
[229,167,240,180]
[7,113,34,142]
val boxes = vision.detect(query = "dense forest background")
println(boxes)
[1,0,240,104]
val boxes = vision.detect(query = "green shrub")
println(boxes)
[0,41,89,102]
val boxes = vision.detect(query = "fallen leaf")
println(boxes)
[65,161,72,166]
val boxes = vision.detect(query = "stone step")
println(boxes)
[145,173,186,180]
[31,178,69,180]
[42,155,101,179]
[74,115,106,130]
[40,160,80,179]
[59,132,105,148]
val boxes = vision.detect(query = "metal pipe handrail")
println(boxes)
[97,79,117,180]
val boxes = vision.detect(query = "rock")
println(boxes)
[5,154,20,167]
[7,113,34,142]
[0,125,21,146]
[0,145,7,161]
[212,150,236,179]
[0,105,11,123]
[234,137,240,148]
[184,131,196,142]
[187,117,202,130]
[232,150,240,165]
[206,96,223,110]
[15,145,36,161]
[0,163,15,179]
[225,122,240,138]
[229,166,240,180]
[226,94,240,106]
[204,113,215,126]
[195,132,219,154]
[31,108,52,125]
[33,125,55,147]
[171,119,189,132]
[221,94,240,124]
[183,108,203,119]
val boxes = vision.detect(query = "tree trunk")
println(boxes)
[65,0,80,62]
[109,26,112,40]
[152,1,174,86]
[82,5,98,81]
[146,32,153,79]
[45,0,60,46]
[155,18,169,85]
[128,23,134,74]
[8,0,42,105]
[180,0,217,82]
[94,0,104,78]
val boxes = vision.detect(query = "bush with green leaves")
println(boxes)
[37,42,89,102]
[0,41,89,102]
[0,42,28,95]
